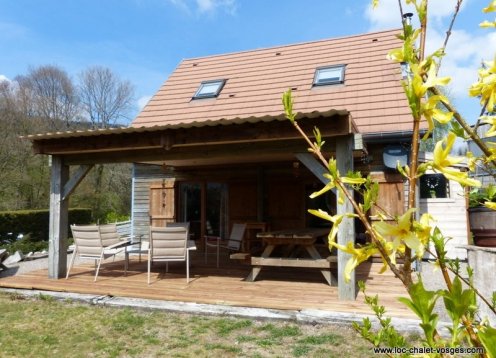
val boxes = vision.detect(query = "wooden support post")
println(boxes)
[257,167,265,222]
[48,156,69,279]
[336,135,356,300]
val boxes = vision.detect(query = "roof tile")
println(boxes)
[132,29,417,134]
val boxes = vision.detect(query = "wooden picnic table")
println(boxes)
[245,228,336,285]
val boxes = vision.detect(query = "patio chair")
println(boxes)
[166,222,197,270]
[100,222,145,265]
[166,222,197,251]
[67,224,128,282]
[204,223,247,268]
[99,223,122,248]
[148,226,190,284]
[166,222,190,239]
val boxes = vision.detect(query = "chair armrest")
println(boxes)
[187,240,197,250]
[204,235,221,242]
[105,239,131,250]
[204,235,221,247]
[131,233,144,244]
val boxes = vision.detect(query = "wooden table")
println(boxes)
[245,228,336,285]
[241,222,269,252]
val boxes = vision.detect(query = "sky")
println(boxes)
[0,0,493,125]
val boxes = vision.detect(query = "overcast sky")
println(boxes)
[0,0,492,124]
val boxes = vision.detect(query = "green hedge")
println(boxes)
[0,208,92,243]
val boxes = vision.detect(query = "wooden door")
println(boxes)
[149,179,175,227]
[370,172,405,220]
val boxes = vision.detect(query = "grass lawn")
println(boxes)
[0,291,375,357]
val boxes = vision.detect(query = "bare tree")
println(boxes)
[17,65,79,130]
[76,66,134,220]
[0,66,134,218]
[78,66,135,129]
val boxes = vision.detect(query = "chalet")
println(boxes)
[21,29,469,301]
[129,28,415,257]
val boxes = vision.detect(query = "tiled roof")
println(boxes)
[132,29,414,134]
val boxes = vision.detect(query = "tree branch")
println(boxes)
[437,0,464,75]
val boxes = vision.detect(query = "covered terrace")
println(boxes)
[19,110,363,300]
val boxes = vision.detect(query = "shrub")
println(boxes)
[2,234,49,255]
[0,208,92,243]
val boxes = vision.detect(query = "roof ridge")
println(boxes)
[182,28,402,62]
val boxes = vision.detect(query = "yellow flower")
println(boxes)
[465,151,478,172]
[423,64,451,92]
[421,95,453,139]
[373,208,420,258]
[469,58,496,112]
[388,48,405,63]
[484,202,496,210]
[412,213,433,257]
[432,133,481,187]
[480,20,496,28]
[481,116,496,137]
[414,63,451,99]
[309,180,335,199]
[330,242,377,282]
[307,210,356,244]
[483,0,496,13]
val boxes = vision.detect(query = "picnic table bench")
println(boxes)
[245,228,336,285]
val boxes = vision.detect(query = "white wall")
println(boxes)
[419,179,468,260]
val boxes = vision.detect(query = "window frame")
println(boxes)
[313,65,346,86]
[192,79,226,99]
[419,173,450,199]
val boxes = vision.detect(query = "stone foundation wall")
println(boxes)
[465,245,496,325]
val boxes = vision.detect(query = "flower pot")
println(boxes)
[468,207,496,247]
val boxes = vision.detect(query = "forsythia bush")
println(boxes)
[284,1,496,356]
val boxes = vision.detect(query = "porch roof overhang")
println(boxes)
[24,109,360,166]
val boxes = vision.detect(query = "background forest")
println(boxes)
[0,64,134,222]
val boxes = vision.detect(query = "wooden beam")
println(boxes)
[250,257,331,268]
[295,153,329,186]
[62,139,315,165]
[62,165,93,201]
[32,115,353,156]
[48,156,69,279]
[336,135,356,300]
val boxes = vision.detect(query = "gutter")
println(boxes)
[362,131,415,143]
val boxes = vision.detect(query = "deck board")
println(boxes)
[0,253,415,318]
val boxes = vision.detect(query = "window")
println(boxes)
[193,79,226,99]
[400,62,410,79]
[313,65,345,86]
[420,174,449,199]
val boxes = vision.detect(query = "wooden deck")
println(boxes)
[0,251,415,318]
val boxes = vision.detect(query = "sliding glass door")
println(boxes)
[178,182,227,240]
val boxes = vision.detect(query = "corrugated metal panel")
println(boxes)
[23,109,348,140]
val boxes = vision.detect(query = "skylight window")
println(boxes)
[313,65,345,86]
[193,79,226,99]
